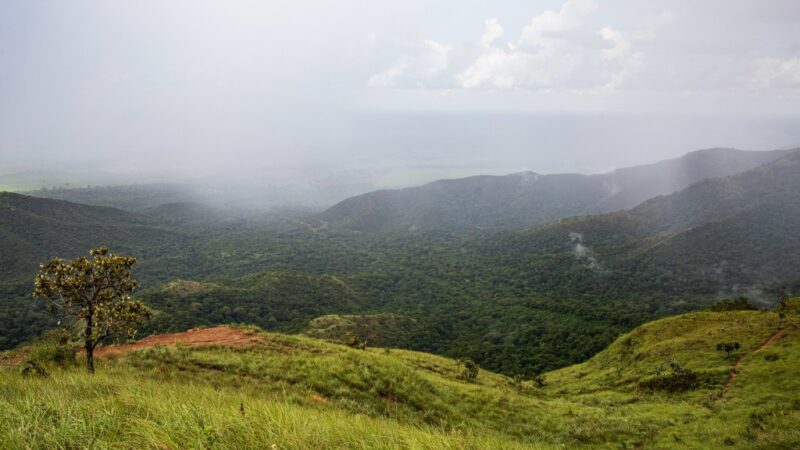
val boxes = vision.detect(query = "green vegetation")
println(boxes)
[33,247,150,373]
[4,151,800,377]
[303,313,416,348]
[2,310,798,448]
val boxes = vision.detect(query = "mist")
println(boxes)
[2,0,800,207]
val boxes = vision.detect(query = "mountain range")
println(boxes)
[317,147,793,232]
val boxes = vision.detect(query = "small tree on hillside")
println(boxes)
[33,247,151,373]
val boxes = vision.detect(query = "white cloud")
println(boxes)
[599,27,643,90]
[480,18,504,49]
[367,63,408,88]
[456,0,637,91]
[366,39,451,88]
[752,57,800,90]
[519,0,597,48]
[363,0,800,103]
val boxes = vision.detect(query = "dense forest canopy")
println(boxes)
[2,149,800,375]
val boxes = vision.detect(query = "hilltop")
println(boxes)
[1,308,798,449]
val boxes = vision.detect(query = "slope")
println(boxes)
[0,192,185,280]
[481,150,800,297]
[2,309,798,449]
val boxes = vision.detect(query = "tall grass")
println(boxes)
[1,311,798,449]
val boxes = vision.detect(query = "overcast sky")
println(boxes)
[1,0,799,187]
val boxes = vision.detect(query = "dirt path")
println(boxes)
[94,326,262,358]
[719,329,783,399]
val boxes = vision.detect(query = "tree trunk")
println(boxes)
[85,311,94,374]
[86,343,94,374]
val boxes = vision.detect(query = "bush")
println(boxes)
[28,329,79,368]
[776,297,800,316]
[342,333,367,349]
[20,360,48,378]
[716,342,741,356]
[640,360,699,392]
[343,333,359,347]
[457,358,479,381]
[707,297,760,312]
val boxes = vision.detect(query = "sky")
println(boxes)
[1,0,799,195]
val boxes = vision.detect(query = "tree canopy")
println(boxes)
[33,246,150,373]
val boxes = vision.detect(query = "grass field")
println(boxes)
[1,310,799,449]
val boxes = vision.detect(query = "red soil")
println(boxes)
[94,326,262,358]
[719,329,783,399]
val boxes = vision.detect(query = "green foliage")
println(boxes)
[716,342,741,356]
[304,313,416,348]
[457,358,479,381]
[4,151,800,378]
[33,246,151,372]
[708,298,761,312]
[19,360,47,378]
[641,360,699,392]
[1,310,800,448]
[28,330,78,368]
[343,332,360,348]
[531,373,547,388]
[776,297,800,316]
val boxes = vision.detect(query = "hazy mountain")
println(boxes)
[0,192,182,279]
[317,148,793,232]
[483,149,800,296]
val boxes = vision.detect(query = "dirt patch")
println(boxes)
[308,394,328,404]
[0,352,24,367]
[719,329,783,399]
[758,331,783,350]
[95,326,263,358]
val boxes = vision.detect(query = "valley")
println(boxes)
[3,2,799,447]
[2,148,800,377]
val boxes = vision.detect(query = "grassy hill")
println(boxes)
[1,309,798,449]
[317,148,792,233]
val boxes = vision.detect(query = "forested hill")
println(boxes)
[480,149,800,297]
[3,149,800,375]
[316,147,792,232]
[0,192,185,280]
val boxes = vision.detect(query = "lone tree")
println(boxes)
[33,246,150,373]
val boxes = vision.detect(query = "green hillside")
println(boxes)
[0,192,183,279]
[481,150,800,296]
[1,309,798,449]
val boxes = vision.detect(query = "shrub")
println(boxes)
[342,333,367,349]
[28,329,79,368]
[343,333,359,347]
[716,342,741,356]
[776,297,800,316]
[707,297,760,312]
[20,360,48,378]
[457,358,479,381]
[640,360,699,392]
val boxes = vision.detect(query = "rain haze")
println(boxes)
[1,0,800,206]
